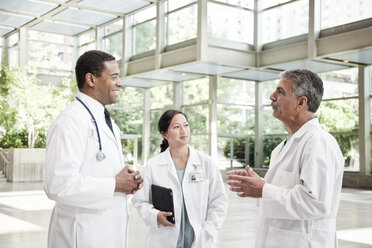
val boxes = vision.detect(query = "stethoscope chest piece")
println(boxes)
[96,151,106,161]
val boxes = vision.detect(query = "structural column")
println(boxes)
[308,0,321,59]
[254,81,264,168]
[358,65,371,175]
[209,75,218,159]
[197,0,207,61]
[142,89,151,166]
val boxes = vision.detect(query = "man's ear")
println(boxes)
[298,96,308,110]
[85,73,95,87]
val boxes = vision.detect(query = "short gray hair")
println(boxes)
[280,69,324,113]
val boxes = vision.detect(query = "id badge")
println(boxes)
[189,171,204,183]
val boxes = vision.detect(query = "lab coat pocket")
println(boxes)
[266,225,308,248]
[193,179,209,209]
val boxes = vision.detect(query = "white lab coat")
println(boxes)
[255,118,344,248]
[132,146,228,248]
[43,92,128,248]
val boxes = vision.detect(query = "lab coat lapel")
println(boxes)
[266,119,319,180]
[163,149,180,186]
[184,146,201,184]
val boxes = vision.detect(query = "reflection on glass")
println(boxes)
[208,2,253,44]
[183,104,209,134]
[103,32,123,59]
[217,78,255,105]
[217,105,254,134]
[167,5,197,45]
[321,0,372,29]
[150,110,164,134]
[183,78,209,105]
[262,0,308,43]
[319,68,358,99]
[150,83,173,109]
[150,136,163,157]
[135,20,156,54]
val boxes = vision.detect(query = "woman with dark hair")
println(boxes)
[132,109,228,248]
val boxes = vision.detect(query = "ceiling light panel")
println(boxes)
[328,49,372,65]
[271,60,350,73]
[31,20,90,36]
[137,71,203,82]
[53,7,117,26]
[0,0,58,16]
[0,25,14,36]
[172,62,243,75]
[77,0,150,14]
[224,69,280,81]
[0,11,34,27]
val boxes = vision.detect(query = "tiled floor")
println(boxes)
[0,182,371,248]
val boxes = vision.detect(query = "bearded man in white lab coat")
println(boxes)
[227,69,344,248]
[44,50,143,248]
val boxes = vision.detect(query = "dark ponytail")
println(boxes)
[158,109,188,152]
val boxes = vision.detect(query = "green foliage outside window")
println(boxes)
[0,67,76,148]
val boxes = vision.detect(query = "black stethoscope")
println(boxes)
[76,97,106,161]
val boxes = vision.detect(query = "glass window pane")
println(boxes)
[316,99,359,132]
[208,2,253,44]
[183,78,209,105]
[217,105,254,134]
[218,137,254,168]
[321,0,372,29]
[262,0,308,43]
[28,30,72,45]
[168,0,196,11]
[333,134,359,170]
[189,135,208,153]
[79,43,95,56]
[263,135,286,165]
[263,106,287,134]
[217,78,255,105]
[319,68,358,99]
[261,0,292,9]
[79,30,95,46]
[28,41,73,71]
[150,136,163,157]
[167,5,197,45]
[212,0,254,9]
[134,5,156,24]
[8,46,18,68]
[262,80,279,105]
[102,19,123,36]
[134,20,156,55]
[8,32,18,47]
[103,32,123,59]
[150,84,173,109]
[183,104,209,134]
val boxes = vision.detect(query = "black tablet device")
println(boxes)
[151,184,175,224]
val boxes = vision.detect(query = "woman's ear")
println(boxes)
[161,132,167,140]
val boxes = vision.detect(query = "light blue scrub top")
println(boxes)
[176,168,195,248]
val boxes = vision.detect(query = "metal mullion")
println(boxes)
[101,29,123,40]
[182,101,210,108]
[216,101,255,107]
[322,96,358,102]
[132,17,156,28]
